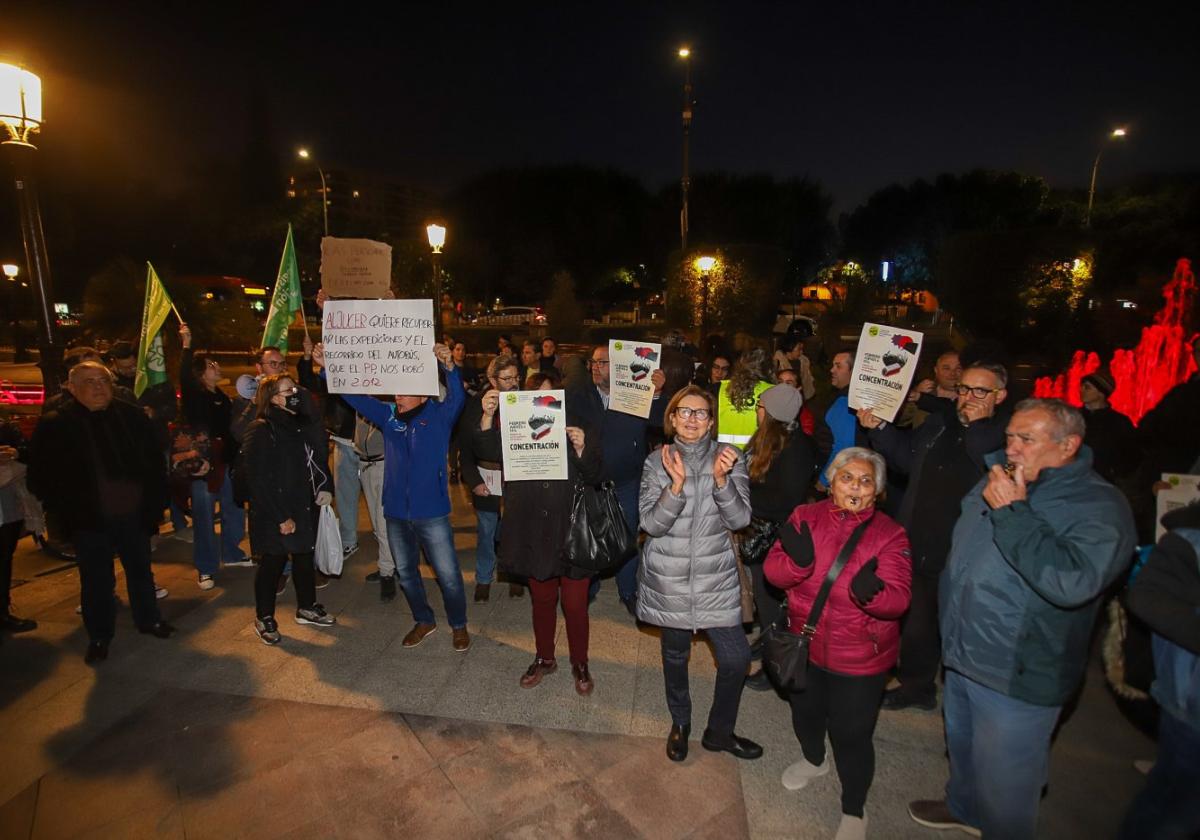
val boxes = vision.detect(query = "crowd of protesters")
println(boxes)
[1,308,1198,840]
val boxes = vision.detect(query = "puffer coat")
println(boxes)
[764,498,912,676]
[636,436,752,630]
[243,407,330,556]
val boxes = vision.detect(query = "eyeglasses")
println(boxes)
[674,407,711,421]
[590,359,610,367]
[955,384,1002,399]
[496,374,519,383]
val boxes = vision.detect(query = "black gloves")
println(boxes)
[778,521,815,568]
[850,558,885,605]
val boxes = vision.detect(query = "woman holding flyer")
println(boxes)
[499,369,602,694]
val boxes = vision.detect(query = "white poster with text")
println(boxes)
[499,390,569,481]
[608,339,661,418]
[322,299,438,396]
[847,322,925,423]
[1156,473,1200,541]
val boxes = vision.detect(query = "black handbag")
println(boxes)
[763,519,871,690]
[740,516,781,565]
[564,480,637,572]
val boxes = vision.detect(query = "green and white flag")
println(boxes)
[135,262,175,398]
[262,224,303,351]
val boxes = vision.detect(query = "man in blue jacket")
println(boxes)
[314,342,470,651]
[909,398,1135,839]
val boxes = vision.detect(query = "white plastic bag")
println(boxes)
[314,503,343,576]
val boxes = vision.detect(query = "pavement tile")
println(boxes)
[491,778,644,839]
[0,781,37,840]
[329,766,486,840]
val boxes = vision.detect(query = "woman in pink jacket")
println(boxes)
[764,446,911,840]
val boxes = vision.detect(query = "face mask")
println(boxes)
[284,394,302,412]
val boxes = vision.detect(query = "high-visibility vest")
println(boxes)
[716,379,771,449]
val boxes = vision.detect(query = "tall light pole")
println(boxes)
[695,255,716,344]
[1085,127,1127,228]
[1,61,61,397]
[678,46,693,257]
[297,147,329,236]
[426,223,446,330]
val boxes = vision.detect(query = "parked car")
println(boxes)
[772,305,818,338]
[484,305,547,325]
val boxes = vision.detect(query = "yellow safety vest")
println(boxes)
[717,379,771,449]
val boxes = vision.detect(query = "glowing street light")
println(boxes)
[695,255,717,342]
[0,63,42,144]
[296,147,329,236]
[678,46,694,257]
[678,47,690,59]
[426,223,446,253]
[2,263,18,279]
[695,255,716,273]
[426,223,447,328]
[1085,127,1128,228]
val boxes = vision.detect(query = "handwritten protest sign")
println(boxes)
[320,237,393,298]
[322,299,438,396]
[499,390,568,481]
[847,322,925,423]
[1156,473,1200,541]
[608,339,661,418]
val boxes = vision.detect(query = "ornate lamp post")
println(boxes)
[695,255,717,343]
[426,223,447,329]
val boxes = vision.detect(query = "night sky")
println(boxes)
[5,2,1200,213]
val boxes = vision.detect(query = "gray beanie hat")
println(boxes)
[759,383,802,425]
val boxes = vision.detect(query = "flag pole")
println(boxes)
[170,302,185,325]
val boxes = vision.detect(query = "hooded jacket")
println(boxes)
[940,446,1136,706]
[636,436,751,630]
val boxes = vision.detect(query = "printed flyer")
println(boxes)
[847,323,925,423]
[608,339,661,418]
[499,389,568,481]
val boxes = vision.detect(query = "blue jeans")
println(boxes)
[332,439,360,549]
[1118,710,1200,839]
[169,499,189,532]
[660,625,751,737]
[474,509,499,585]
[613,480,640,602]
[943,669,1061,839]
[190,472,246,576]
[386,515,468,629]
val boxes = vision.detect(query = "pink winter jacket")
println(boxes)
[764,498,912,676]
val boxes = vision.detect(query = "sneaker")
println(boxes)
[315,572,331,590]
[295,604,336,627]
[276,572,289,596]
[380,574,397,602]
[782,755,830,791]
[255,616,281,645]
[833,813,867,840]
[342,544,359,560]
[744,669,773,692]
[907,800,981,837]
[223,556,256,568]
[402,622,437,647]
[198,575,215,591]
[155,587,169,600]
[365,570,381,582]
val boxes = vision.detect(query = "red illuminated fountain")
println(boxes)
[1033,258,1197,425]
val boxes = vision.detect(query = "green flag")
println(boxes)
[262,224,303,351]
[135,262,175,398]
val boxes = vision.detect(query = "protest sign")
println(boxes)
[320,237,393,298]
[1155,473,1200,541]
[499,390,568,481]
[322,299,438,396]
[847,323,925,423]
[608,339,662,418]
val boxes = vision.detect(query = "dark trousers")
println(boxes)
[255,552,316,618]
[749,562,785,629]
[1,519,22,611]
[660,625,751,738]
[790,665,887,818]
[75,515,160,642]
[896,573,941,699]
[528,576,590,665]
[612,481,640,602]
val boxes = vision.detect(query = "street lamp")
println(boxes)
[1084,127,1128,228]
[2,263,17,279]
[695,255,716,342]
[297,147,329,236]
[1,61,62,396]
[678,46,694,257]
[426,223,446,329]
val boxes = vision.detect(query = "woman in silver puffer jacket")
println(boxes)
[638,384,761,764]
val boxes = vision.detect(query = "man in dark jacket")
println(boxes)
[1079,369,1139,486]
[909,398,1135,839]
[860,362,1010,711]
[567,343,666,614]
[28,362,174,663]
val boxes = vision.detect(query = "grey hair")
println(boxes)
[1013,398,1086,441]
[487,353,518,381]
[68,360,114,384]
[965,361,1009,389]
[825,446,887,490]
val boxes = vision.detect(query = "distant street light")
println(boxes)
[1084,127,1128,228]
[2,263,18,279]
[678,46,694,257]
[1,61,62,396]
[695,255,716,342]
[426,223,447,330]
[297,147,329,236]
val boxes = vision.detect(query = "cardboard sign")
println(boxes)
[322,299,438,396]
[847,323,925,423]
[499,390,569,481]
[608,339,662,418]
[320,237,393,298]
[1156,473,1200,541]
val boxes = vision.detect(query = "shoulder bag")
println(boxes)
[563,480,637,573]
[763,518,871,690]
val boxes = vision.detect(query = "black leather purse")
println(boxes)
[763,519,871,690]
[564,480,637,572]
[740,516,782,565]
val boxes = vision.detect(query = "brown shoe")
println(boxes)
[907,800,980,837]
[508,583,524,598]
[474,583,491,603]
[572,662,594,696]
[452,627,471,652]
[402,622,438,648]
[520,657,557,688]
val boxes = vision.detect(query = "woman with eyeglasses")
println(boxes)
[638,385,760,763]
[242,374,335,644]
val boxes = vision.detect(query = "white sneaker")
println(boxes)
[155,587,169,600]
[833,813,866,840]
[782,755,830,791]
[342,544,359,560]
[198,575,215,591]
[223,556,256,568]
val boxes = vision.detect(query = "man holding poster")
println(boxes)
[848,323,925,424]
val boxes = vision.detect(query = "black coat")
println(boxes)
[28,398,167,537]
[1082,405,1139,484]
[499,425,602,581]
[457,393,503,514]
[748,431,817,522]
[243,407,331,556]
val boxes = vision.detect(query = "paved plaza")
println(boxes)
[0,485,1154,838]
